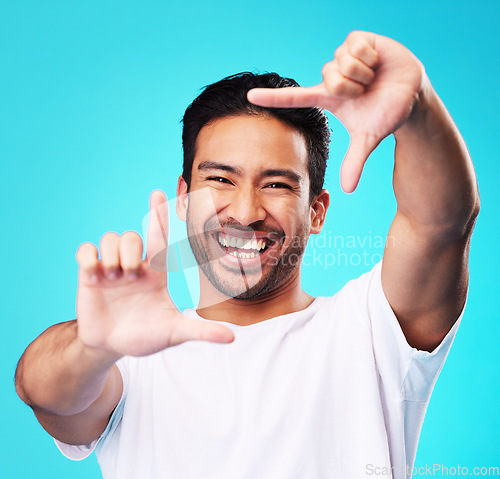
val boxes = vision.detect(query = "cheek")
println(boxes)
[210,190,234,210]
[187,205,211,235]
[192,186,235,217]
[265,198,310,227]
[186,189,223,227]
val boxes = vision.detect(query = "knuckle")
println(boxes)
[122,262,142,275]
[121,259,142,272]
[337,55,374,84]
[364,67,375,82]
[340,57,359,77]
[349,40,366,58]
[347,84,364,98]
[101,257,119,268]
[333,45,344,60]
[323,74,345,96]
[322,60,335,73]
[321,60,337,80]
[324,74,363,98]
[347,30,364,42]
[345,31,356,42]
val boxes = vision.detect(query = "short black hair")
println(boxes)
[182,72,330,202]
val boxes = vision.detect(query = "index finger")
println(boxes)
[146,190,169,270]
[247,84,326,109]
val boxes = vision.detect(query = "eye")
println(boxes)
[265,182,293,190]
[207,176,233,185]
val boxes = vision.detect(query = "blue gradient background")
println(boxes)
[1,1,498,477]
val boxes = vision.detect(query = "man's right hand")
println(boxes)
[15,190,233,445]
[75,190,234,360]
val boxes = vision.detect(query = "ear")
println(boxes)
[310,189,330,234]
[176,176,189,222]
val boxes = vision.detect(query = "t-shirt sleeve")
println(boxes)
[54,357,129,461]
[365,261,464,402]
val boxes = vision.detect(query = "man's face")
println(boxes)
[180,114,317,300]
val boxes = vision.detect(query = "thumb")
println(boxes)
[167,315,235,346]
[340,133,380,193]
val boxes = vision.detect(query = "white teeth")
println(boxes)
[228,250,257,259]
[229,251,250,259]
[217,233,269,254]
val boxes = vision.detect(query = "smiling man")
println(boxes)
[181,109,329,318]
[15,32,479,479]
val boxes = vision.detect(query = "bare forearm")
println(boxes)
[393,78,480,239]
[15,321,121,416]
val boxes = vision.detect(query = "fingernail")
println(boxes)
[90,274,99,283]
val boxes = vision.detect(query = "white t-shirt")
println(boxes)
[56,263,463,479]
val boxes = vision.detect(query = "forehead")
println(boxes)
[193,114,309,176]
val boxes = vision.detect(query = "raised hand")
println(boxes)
[247,31,426,193]
[75,190,234,358]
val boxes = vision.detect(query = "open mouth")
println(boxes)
[216,232,273,259]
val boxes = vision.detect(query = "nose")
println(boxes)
[225,187,266,226]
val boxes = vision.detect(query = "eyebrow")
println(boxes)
[197,161,243,175]
[260,168,302,184]
[197,161,302,183]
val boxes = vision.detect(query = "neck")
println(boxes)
[196,268,314,326]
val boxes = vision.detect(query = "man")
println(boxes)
[15,31,479,478]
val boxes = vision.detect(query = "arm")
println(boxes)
[384,83,479,350]
[15,191,234,445]
[15,321,123,445]
[248,31,479,351]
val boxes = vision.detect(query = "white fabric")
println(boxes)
[55,262,463,479]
